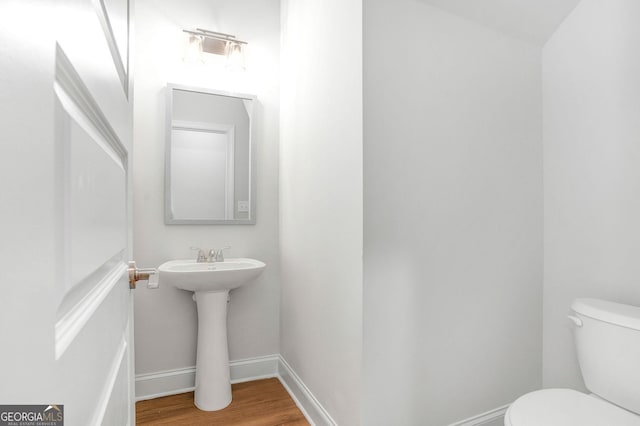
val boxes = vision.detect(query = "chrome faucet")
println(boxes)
[213,246,230,262]
[191,246,231,263]
[191,247,208,263]
[207,249,217,262]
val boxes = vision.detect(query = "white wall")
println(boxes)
[279,1,363,425]
[133,0,280,376]
[542,0,640,390]
[363,1,543,425]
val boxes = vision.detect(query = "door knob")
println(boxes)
[128,261,157,289]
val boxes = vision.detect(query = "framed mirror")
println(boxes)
[165,84,256,224]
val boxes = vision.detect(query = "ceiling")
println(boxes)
[419,0,582,45]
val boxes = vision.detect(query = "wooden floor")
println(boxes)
[136,378,310,426]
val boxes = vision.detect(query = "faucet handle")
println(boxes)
[208,248,217,261]
[215,246,231,262]
[190,247,207,262]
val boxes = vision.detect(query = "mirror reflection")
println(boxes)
[166,85,255,224]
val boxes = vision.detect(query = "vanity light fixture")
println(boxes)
[182,28,247,69]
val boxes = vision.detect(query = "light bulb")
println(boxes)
[184,34,203,63]
[226,42,245,70]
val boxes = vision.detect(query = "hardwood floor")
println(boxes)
[136,378,310,425]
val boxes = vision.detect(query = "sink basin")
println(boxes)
[158,258,266,292]
[156,257,266,412]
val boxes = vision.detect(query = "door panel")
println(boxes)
[57,285,129,424]
[54,59,127,302]
[0,0,134,424]
[96,0,130,94]
[57,0,131,142]
[53,0,134,421]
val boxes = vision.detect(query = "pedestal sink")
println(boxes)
[158,258,266,411]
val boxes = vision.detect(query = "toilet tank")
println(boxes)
[571,298,640,415]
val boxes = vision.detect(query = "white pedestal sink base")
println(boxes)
[194,290,232,411]
[158,258,266,411]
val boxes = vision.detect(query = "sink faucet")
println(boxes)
[207,249,217,262]
[191,246,231,263]
[212,246,231,262]
[190,247,208,263]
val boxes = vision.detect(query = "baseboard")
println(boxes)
[136,354,503,426]
[229,355,280,384]
[135,354,279,401]
[447,404,509,426]
[134,354,328,426]
[276,356,337,426]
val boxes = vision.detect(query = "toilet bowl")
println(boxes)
[505,389,640,426]
[506,299,640,426]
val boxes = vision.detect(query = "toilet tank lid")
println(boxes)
[572,299,640,331]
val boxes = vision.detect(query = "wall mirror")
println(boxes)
[166,84,256,224]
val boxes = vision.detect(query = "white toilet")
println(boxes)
[505,298,640,426]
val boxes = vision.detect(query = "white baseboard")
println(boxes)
[448,404,509,426]
[135,354,279,401]
[135,366,195,401]
[136,354,506,426]
[276,356,337,426]
[134,354,333,426]
[230,355,279,384]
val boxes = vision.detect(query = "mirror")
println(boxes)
[165,84,256,224]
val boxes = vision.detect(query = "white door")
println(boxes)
[0,0,135,425]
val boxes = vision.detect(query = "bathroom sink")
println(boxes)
[158,258,266,292]
[157,257,267,410]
